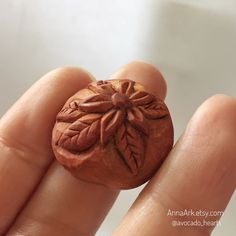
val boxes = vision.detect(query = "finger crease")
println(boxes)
[148,186,211,235]
[0,135,52,170]
[9,213,92,236]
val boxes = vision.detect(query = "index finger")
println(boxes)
[0,67,93,234]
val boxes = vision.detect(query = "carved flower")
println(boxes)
[56,79,169,175]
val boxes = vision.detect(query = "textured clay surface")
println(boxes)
[52,79,174,189]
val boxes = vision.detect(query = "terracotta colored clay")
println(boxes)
[52,79,174,189]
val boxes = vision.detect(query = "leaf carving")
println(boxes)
[79,101,113,113]
[55,79,169,174]
[127,107,149,135]
[56,100,85,123]
[57,113,102,152]
[100,109,125,146]
[139,100,169,119]
[119,79,135,96]
[130,91,155,106]
[82,94,111,103]
[115,122,144,175]
[78,94,113,113]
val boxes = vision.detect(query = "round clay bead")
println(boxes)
[52,79,174,189]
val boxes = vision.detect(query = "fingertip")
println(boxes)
[187,94,236,139]
[40,67,95,90]
[110,61,167,100]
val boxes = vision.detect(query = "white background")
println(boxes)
[0,0,235,235]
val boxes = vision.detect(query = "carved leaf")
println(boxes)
[79,101,113,113]
[56,100,85,123]
[115,122,144,175]
[56,79,168,172]
[127,107,149,135]
[118,79,135,96]
[130,91,155,106]
[100,109,125,146]
[78,94,113,113]
[82,93,111,103]
[88,80,116,95]
[57,113,102,152]
[139,100,169,119]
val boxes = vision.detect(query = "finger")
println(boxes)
[0,67,94,234]
[110,60,167,100]
[112,95,236,236]
[7,61,168,236]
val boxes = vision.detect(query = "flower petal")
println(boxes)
[139,100,169,119]
[82,94,111,103]
[127,107,149,135]
[78,101,113,113]
[118,79,135,96]
[78,94,113,112]
[130,90,155,106]
[100,109,125,145]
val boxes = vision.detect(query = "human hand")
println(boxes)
[0,62,235,236]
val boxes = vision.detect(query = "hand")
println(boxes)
[0,62,235,236]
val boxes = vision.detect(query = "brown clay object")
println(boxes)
[52,79,174,189]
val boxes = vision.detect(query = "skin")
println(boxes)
[0,61,235,236]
